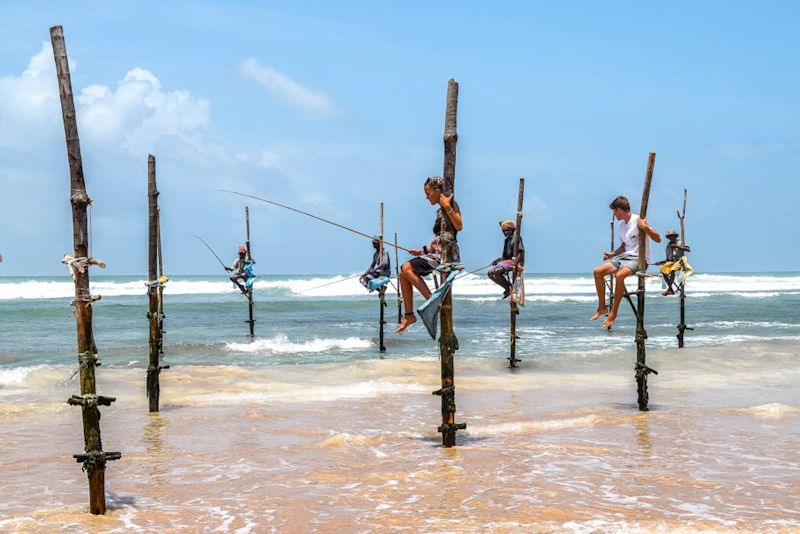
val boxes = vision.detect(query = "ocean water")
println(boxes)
[1,272,799,370]
[0,272,798,532]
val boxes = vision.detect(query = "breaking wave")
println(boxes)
[1,273,798,300]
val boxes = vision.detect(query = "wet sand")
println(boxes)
[1,340,799,532]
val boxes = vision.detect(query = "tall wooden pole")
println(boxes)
[51,25,120,515]
[508,177,524,368]
[245,207,255,339]
[146,155,165,412]
[435,79,465,447]
[394,232,402,323]
[156,207,165,357]
[676,188,692,348]
[609,210,615,303]
[378,203,386,352]
[635,152,658,411]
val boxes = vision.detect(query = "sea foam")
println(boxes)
[1,273,798,300]
[225,334,372,354]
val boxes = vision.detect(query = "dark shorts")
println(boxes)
[408,256,437,277]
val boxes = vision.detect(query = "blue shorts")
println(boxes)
[606,252,644,273]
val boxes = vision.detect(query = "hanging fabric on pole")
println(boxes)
[417,270,459,340]
[244,260,257,290]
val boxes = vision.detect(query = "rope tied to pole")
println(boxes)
[144,276,169,296]
[61,254,107,281]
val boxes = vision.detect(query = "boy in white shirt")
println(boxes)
[591,195,661,329]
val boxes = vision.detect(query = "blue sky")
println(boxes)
[0,1,798,275]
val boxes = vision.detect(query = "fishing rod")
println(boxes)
[454,262,494,281]
[299,273,363,294]
[219,189,415,253]
[191,234,228,271]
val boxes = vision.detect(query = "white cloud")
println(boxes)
[0,42,61,148]
[240,58,339,117]
[258,149,281,169]
[0,42,210,157]
[78,67,211,155]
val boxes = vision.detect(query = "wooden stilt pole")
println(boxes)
[609,210,615,303]
[394,232,402,324]
[676,188,692,348]
[508,177,525,368]
[245,207,255,339]
[378,203,386,353]
[434,79,465,447]
[156,207,166,357]
[635,152,658,411]
[146,155,167,412]
[51,25,120,515]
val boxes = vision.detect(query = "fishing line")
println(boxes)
[219,190,414,253]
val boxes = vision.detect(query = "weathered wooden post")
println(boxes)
[51,25,120,515]
[609,209,615,302]
[433,79,466,447]
[146,155,168,412]
[156,207,166,357]
[394,232,402,323]
[676,188,693,347]
[245,207,255,339]
[635,152,658,411]
[378,203,387,352]
[508,177,525,368]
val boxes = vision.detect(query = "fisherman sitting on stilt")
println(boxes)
[487,220,525,299]
[225,245,250,295]
[654,229,691,296]
[360,237,391,292]
[656,228,691,297]
[592,195,661,329]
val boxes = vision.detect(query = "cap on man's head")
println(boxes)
[499,220,516,231]
[238,245,247,253]
[666,229,679,238]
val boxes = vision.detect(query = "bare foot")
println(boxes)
[590,307,609,321]
[394,314,416,333]
[603,311,618,330]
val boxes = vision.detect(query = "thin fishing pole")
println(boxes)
[299,273,363,294]
[454,262,494,281]
[191,234,228,271]
[219,189,414,253]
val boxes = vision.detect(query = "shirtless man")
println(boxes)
[591,195,661,329]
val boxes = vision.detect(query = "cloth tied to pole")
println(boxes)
[244,260,257,290]
[366,275,390,293]
[659,256,693,287]
[145,276,170,296]
[417,263,463,340]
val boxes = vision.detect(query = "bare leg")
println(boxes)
[394,262,430,333]
[592,262,616,320]
[604,267,632,329]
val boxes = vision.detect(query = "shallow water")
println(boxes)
[1,273,799,532]
[1,340,798,532]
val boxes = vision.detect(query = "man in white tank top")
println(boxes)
[591,195,661,329]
